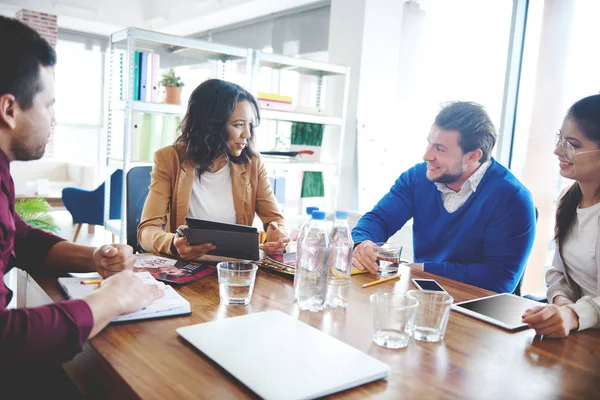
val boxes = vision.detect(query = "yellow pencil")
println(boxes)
[361,275,400,288]
[81,279,103,285]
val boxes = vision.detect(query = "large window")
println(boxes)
[53,38,104,168]
[511,0,600,292]
[356,0,514,211]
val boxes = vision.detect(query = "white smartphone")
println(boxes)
[411,278,447,293]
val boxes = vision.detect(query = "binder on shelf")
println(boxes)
[183,218,260,261]
[144,52,153,103]
[133,51,141,101]
[151,53,161,103]
[139,52,148,101]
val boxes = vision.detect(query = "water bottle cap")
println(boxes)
[306,206,319,215]
[311,210,326,220]
[335,210,349,219]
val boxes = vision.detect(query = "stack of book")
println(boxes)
[257,253,296,276]
[257,92,293,111]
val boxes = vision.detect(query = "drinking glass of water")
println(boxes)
[217,262,258,306]
[370,292,419,349]
[372,242,403,276]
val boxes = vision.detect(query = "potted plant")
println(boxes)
[15,198,60,234]
[160,69,185,105]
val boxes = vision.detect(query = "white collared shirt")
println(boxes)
[435,161,491,213]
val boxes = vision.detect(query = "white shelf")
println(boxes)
[107,157,153,169]
[105,219,122,236]
[255,52,348,76]
[111,100,186,116]
[262,159,337,172]
[259,109,343,126]
[111,28,249,61]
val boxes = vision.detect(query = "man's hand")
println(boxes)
[173,225,216,261]
[93,244,135,278]
[83,270,164,337]
[522,304,579,338]
[261,222,290,255]
[352,240,379,275]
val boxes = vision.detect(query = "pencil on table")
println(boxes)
[361,275,400,288]
[81,279,103,285]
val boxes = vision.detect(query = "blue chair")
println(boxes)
[126,166,152,253]
[62,169,123,242]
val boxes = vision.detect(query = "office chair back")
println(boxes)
[514,206,539,296]
[126,166,152,253]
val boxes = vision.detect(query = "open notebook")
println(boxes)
[58,272,191,322]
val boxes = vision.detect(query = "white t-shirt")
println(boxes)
[187,163,237,224]
[562,201,600,298]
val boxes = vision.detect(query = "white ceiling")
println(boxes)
[0,0,324,36]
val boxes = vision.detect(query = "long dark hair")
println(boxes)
[555,94,600,253]
[174,79,260,177]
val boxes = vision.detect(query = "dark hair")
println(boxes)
[0,16,56,110]
[555,94,600,253]
[434,101,497,163]
[174,79,260,177]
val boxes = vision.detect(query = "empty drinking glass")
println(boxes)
[217,262,258,306]
[370,292,419,349]
[407,290,453,342]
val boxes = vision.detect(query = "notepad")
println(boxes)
[58,272,191,322]
[177,310,390,399]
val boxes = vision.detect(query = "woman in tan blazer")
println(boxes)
[138,79,289,260]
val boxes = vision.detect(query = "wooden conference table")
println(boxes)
[32,265,600,399]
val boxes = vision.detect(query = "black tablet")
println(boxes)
[451,293,539,331]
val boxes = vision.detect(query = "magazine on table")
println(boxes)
[134,253,216,284]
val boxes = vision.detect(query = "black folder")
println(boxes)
[183,218,260,261]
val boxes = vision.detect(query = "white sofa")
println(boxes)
[10,159,97,197]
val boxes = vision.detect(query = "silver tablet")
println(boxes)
[451,293,540,331]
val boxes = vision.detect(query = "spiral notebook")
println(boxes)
[58,272,191,322]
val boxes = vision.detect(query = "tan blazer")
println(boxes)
[138,145,287,255]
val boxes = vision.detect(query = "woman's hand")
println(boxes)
[260,222,290,255]
[173,225,216,260]
[522,304,579,338]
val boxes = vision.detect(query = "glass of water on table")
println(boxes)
[217,262,258,306]
[372,242,403,276]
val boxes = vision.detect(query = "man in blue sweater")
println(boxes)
[352,102,536,293]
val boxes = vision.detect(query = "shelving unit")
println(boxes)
[250,50,351,213]
[104,27,350,243]
[104,28,252,241]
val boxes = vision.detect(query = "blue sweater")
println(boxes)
[352,160,536,293]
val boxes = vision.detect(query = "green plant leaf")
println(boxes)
[15,198,60,234]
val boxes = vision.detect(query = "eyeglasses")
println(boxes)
[555,132,575,161]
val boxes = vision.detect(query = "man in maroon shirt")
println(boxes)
[0,17,163,395]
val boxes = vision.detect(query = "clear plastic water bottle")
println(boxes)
[293,206,319,299]
[296,210,329,312]
[326,211,353,308]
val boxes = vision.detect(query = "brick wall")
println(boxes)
[15,9,58,157]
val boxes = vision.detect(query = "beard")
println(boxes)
[426,164,464,184]
[12,136,47,161]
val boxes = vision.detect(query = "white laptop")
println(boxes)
[176,310,390,400]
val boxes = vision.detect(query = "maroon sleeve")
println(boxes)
[0,171,94,366]
[0,297,94,366]
[13,213,66,272]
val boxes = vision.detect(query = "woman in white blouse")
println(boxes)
[523,94,600,337]
[138,79,289,260]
